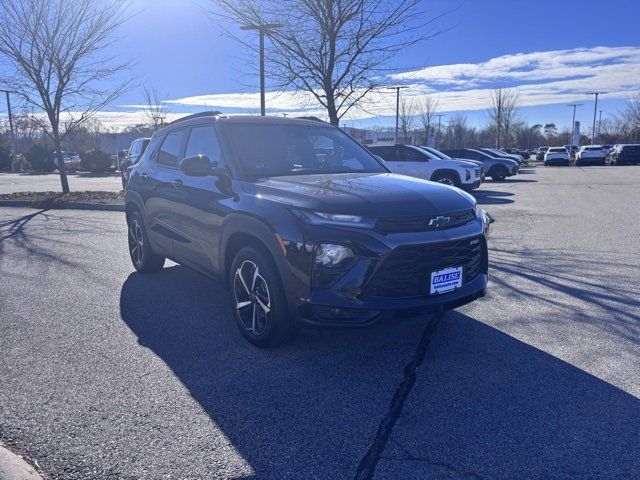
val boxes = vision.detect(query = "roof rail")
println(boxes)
[296,116,326,123]
[169,110,223,125]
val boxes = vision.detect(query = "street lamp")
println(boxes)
[384,86,409,144]
[433,113,445,148]
[240,23,282,116]
[566,103,582,150]
[586,92,607,145]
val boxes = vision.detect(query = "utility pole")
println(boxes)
[586,92,606,145]
[434,114,445,149]
[240,23,282,116]
[385,86,409,144]
[566,103,582,151]
[597,110,603,144]
[1,89,17,171]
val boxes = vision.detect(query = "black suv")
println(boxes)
[121,137,150,190]
[125,113,491,346]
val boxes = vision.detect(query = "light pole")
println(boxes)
[566,103,582,150]
[586,92,606,145]
[384,86,409,144]
[434,114,445,148]
[1,89,17,170]
[240,23,282,116]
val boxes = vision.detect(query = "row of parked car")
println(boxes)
[536,144,640,166]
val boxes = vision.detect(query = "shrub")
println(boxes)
[0,142,11,171]
[80,149,112,172]
[26,144,55,171]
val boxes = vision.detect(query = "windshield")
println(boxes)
[422,147,451,159]
[549,148,565,152]
[223,123,386,178]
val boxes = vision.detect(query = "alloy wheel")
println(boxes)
[233,260,271,336]
[437,177,454,186]
[128,219,144,267]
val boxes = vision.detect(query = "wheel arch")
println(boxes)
[430,168,462,186]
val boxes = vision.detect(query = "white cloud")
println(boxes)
[100,45,640,128]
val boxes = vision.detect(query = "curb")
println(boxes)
[0,200,124,212]
[0,446,43,480]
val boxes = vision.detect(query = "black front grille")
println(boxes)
[375,209,476,234]
[365,236,485,297]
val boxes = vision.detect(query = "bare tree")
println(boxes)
[488,88,520,148]
[213,0,442,126]
[417,94,439,146]
[398,98,416,144]
[142,87,169,131]
[0,0,130,193]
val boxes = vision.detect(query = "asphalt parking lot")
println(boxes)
[0,172,122,193]
[1,165,639,479]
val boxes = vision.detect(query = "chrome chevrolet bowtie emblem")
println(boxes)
[428,215,451,228]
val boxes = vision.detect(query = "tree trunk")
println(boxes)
[53,131,70,193]
[326,92,339,127]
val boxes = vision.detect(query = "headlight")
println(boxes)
[315,212,363,223]
[314,243,355,267]
[291,209,374,228]
[465,169,471,181]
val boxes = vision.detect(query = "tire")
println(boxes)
[229,246,294,347]
[127,210,165,273]
[432,171,461,188]
[490,166,508,181]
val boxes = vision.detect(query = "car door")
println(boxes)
[137,129,187,257]
[394,145,432,179]
[169,124,231,275]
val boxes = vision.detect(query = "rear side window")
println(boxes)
[139,137,162,164]
[185,126,224,165]
[370,146,396,161]
[157,130,186,167]
[400,146,425,162]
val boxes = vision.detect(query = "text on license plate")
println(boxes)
[430,267,463,294]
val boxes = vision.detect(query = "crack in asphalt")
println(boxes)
[383,440,486,480]
[354,312,444,480]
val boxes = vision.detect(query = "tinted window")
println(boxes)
[139,136,162,164]
[369,146,397,161]
[223,123,386,177]
[157,130,185,167]
[185,126,223,165]
[398,146,423,162]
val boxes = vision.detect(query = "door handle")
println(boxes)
[139,173,148,181]
[172,179,184,188]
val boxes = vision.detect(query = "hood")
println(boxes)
[452,159,481,169]
[244,172,475,217]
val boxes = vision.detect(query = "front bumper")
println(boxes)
[288,218,489,327]
[462,179,482,190]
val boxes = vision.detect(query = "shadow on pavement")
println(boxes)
[377,311,640,478]
[473,190,514,205]
[119,265,640,478]
[119,265,427,479]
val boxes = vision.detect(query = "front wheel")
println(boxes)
[491,166,508,181]
[432,172,461,188]
[229,247,294,347]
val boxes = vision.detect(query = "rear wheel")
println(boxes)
[229,246,294,347]
[127,210,165,273]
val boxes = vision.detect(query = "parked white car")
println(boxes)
[368,144,483,190]
[575,146,607,166]
[544,147,570,166]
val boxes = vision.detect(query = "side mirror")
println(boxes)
[179,155,226,177]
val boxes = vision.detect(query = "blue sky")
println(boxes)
[5,0,639,131]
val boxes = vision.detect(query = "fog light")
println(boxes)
[315,244,355,267]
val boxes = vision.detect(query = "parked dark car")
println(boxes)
[478,148,523,165]
[125,113,491,347]
[442,148,518,181]
[536,146,550,161]
[121,137,150,189]
[608,144,640,165]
